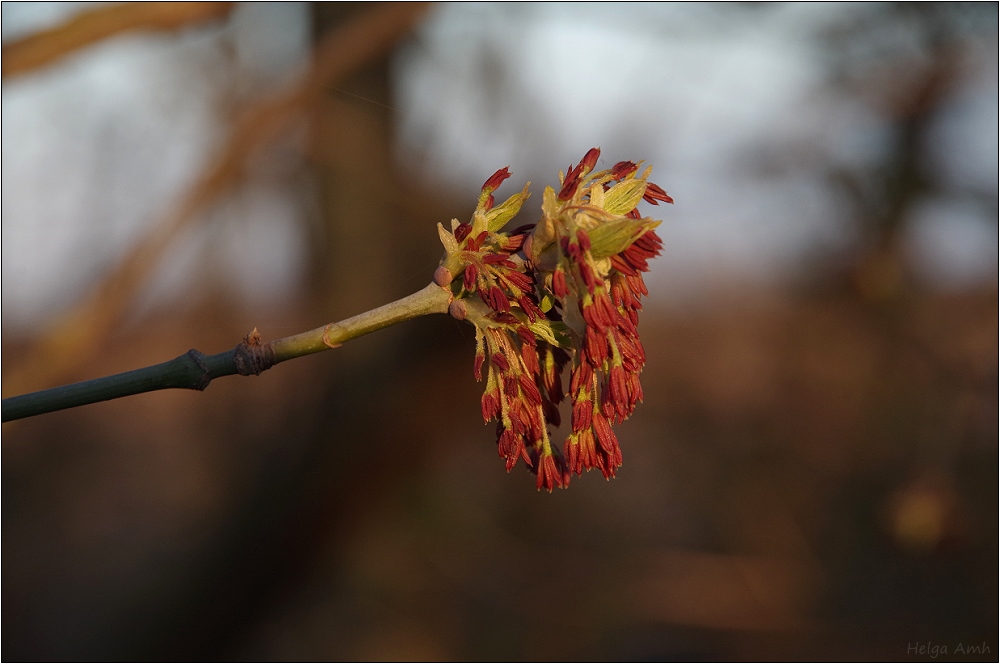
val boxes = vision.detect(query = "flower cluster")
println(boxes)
[435,148,669,491]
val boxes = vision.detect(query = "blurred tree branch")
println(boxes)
[2,2,235,79]
[2,2,430,397]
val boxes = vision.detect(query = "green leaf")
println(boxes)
[437,222,458,253]
[528,319,570,348]
[588,218,662,260]
[485,183,530,232]
[603,178,646,216]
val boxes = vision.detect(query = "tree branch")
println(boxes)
[1,283,452,423]
[2,2,235,79]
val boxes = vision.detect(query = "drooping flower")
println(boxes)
[435,151,669,491]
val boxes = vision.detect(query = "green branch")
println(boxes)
[2,282,452,423]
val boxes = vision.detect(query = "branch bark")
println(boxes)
[2,283,452,423]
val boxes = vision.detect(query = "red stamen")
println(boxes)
[610,161,638,180]
[558,163,584,201]
[642,182,673,205]
[581,147,601,172]
[572,399,593,433]
[482,166,511,192]
[518,374,542,405]
[481,391,500,421]
[491,353,509,372]
[473,352,485,380]
[553,268,568,298]
[464,263,479,291]
[455,223,472,242]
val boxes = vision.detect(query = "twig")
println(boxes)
[1,282,451,422]
[2,2,235,79]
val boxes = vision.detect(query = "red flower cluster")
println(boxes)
[436,148,669,491]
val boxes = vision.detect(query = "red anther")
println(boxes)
[504,271,534,293]
[580,262,597,292]
[622,245,650,272]
[524,403,544,437]
[536,454,565,492]
[576,229,591,253]
[489,312,519,325]
[473,352,485,380]
[481,390,500,421]
[498,430,524,471]
[592,412,619,456]
[521,342,540,375]
[626,241,658,261]
[484,194,495,211]
[611,254,639,277]
[558,163,584,201]
[626,273,648,297]
[579,430,600,474]
[596,291,618,325]
[631,376,644,403]
[464,263,479,291]
[570,361,593,395]
[553,268,568,297]
[610,280,624,308]
[491,352,509,372]
[503,374,518,396]
[565,435,578,472]
[626,208,641,219]
[508,405,525,433]
[503,234,526,252]
[584,326,608,366]
[482,166,511,192]
[581,147,601,172]
[616,337,642,373]
[642,182,673,205]
[626,372,642,403]
[610,160,638,179]
[483,253,510,265]
[454,223,472,242]
[572,398,593,433]
[600,382,616,419]
[518,295,544,322]
[516,327,536,346]
[518,374,542,405]
[634,230,663,254]
[610,365,628,414]
[467,231,490,251]
[484,286,511,313]
[582,300,609,334]
[542,354,564,404]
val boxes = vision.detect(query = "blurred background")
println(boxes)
[2,2,997,660]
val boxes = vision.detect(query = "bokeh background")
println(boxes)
[2,2,997,660]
